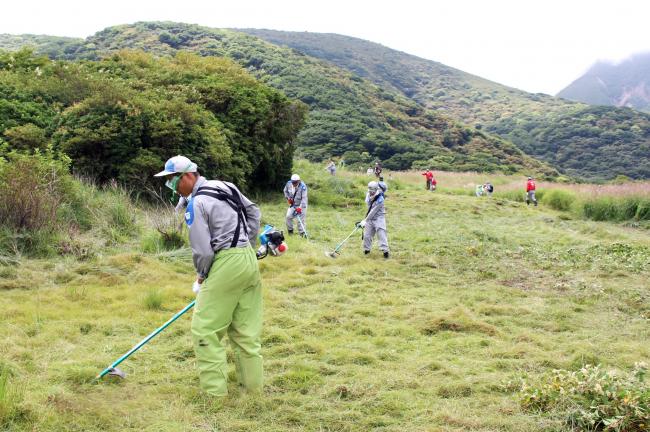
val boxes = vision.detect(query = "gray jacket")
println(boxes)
[283,181,308,208]
[365,192,386,222]
[186,176,261,278]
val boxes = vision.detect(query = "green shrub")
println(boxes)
[141,229,186,253]
[0,150,84,256]
[582,197,645,222]
[143,288,164,311]
[520,363,649,431]
[0,149,76,232]
[542,189,577,212]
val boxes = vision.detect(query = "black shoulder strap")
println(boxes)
[365,193,382,217]
[291,183,300,202]
[195,184,249,248]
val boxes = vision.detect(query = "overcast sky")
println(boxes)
[1,0,648,95]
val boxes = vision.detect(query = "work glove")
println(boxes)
[356,220,366,228]
[287,198,294,206]
[192,279,202,294]
[295,207,302,214]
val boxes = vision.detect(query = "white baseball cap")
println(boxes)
[154,155,198,177]
[291,174,300,181]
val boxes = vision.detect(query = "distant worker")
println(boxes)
[283,174,308,236]
[374,162,382,178]
[526,176,538,206]
[326,160,336,176]
[484,182,494,196]
[421,169,434,190]
[154,155,263,397]
[475,184,484,197]
[357,181,389,258]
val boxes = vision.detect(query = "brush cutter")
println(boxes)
[96,300,196,380]
[290,207,308,239]
[325,225,361,258]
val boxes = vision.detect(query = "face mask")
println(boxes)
[165,174,183,193]
[165,163,193,201]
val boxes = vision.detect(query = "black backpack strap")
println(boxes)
[291,183,300,203]
[365,193,382,217]
[195,184,249,248]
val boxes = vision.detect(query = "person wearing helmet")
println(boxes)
[283,174,308,237]
[526,176,538,206]
[154,155,263,397]
[356,180,390,258]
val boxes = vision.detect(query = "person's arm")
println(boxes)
[189,199,215,280]
[301,184,308,208]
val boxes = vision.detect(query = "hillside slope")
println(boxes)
[240,29,650,180]
[558,52,650,112]
[0,24,555,176]
[1,162,648,431]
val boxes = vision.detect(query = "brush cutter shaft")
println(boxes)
[334,225,360,252]
[97,300,196,379]
[296,214,308,237]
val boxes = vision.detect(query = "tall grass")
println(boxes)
[0,364,25,427]
[582,197,650,221]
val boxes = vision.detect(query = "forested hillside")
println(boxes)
[0,49,306,191]
[241,29,650,180]
[558,53,650,112]
[0,23,555,176]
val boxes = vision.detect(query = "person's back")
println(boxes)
[526,177,538,206]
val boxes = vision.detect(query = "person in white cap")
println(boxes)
[356,181,389,258]
[283,173,308,237]
[154,155,264,397]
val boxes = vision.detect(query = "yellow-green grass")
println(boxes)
[1,162,648,431]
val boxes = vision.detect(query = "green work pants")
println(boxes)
[191,246,263,396]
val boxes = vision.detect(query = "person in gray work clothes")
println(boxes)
[357,181,389,259]
[283,173,308,237]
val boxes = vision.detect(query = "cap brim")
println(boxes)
[154,170,176,177]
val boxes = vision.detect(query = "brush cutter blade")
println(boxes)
[107,367,126,379]
[325,248,339,258]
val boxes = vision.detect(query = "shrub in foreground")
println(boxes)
[520,363,649,431]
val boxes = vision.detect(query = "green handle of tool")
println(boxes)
[97,299,196,379]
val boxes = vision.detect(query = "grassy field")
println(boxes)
[1,162,649,431]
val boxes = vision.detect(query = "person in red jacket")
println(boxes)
[526,176,538,206]
[421,169,434,190]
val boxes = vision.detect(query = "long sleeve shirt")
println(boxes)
[187,176,261,278]
[283,181,308,208]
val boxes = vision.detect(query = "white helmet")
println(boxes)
[368,181,378,193]
[291,174,300,181]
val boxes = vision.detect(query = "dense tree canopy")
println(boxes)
[0,49,307,191]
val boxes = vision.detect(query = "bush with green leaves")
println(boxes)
[520,363,649,431]
[0,148,82,255]
[582,197,650,221]
[542,189,577,212]
[1,49,307,193]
